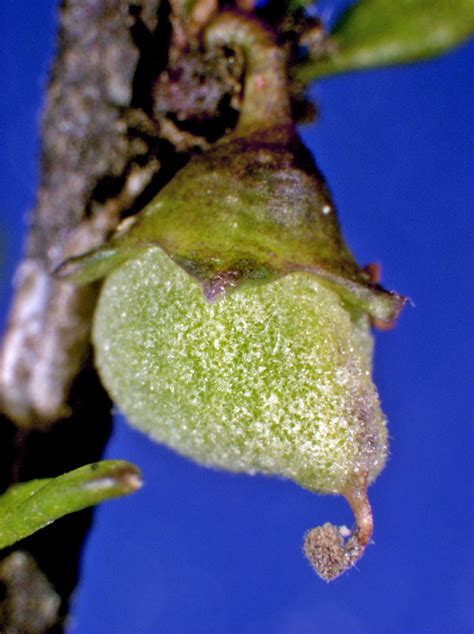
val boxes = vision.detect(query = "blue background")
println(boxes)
[1,2,473,633]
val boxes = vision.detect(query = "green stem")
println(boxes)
[204,11,291,135]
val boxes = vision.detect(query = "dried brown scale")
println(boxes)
[153,50,242,127]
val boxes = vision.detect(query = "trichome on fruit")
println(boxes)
[60,9,405,580]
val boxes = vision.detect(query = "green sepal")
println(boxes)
[0,460,141,549]
[58,123,405,325]
[58,11,406,325]
[294,0,474,82]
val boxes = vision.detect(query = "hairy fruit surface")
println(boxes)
[93,247,388,496]
[60,10,406,580]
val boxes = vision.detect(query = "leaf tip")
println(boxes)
[84,460,143,497]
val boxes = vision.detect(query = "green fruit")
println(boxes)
[93,247,387,496]
[61,10,404,580]
[92,245,389,580]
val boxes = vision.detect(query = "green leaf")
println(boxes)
[294,0,474,82]
[0,461,142,549]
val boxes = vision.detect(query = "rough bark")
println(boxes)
[0,1,163,631]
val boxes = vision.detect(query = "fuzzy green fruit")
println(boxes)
[93,247,387,495]
[93,246,388,580]
[62,11,403,580]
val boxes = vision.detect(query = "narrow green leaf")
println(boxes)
[0,460,142,549]
[294,0,474,82]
